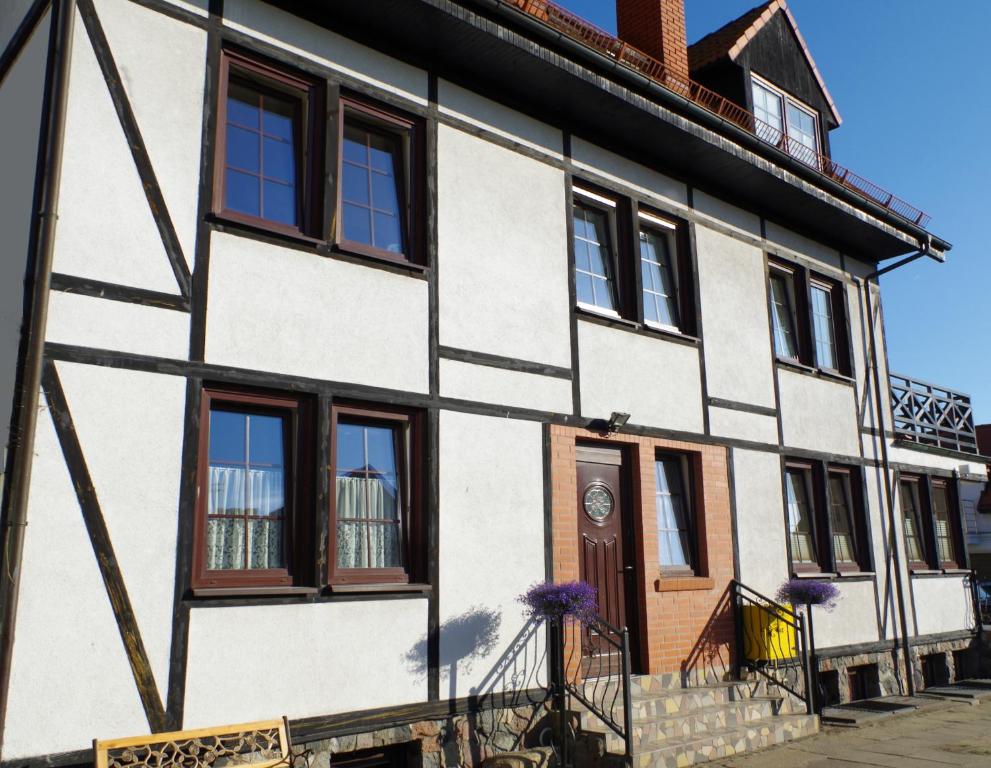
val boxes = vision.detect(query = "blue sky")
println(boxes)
[556,0,991,422]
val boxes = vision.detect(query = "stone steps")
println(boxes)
[572,674,818,768]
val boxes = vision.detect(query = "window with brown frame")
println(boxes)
[784,460,868,574]
[571,185,695,334]
[898,474,964,571]
[767,259,850,376]
[213,49,324,237]
[655,453,698,574]
[336,96,424,265]
[192,388,312,589]
[329,404,423,585]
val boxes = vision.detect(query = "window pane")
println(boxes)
[786,468,817,565]
[576,272,594,305]
[811,284,837,370]
[900,482,926,562]
[225,169,260,217]
[573,203,617,312]
[341,120,406,254]
[342,163,370,205]
[786,102,818,157]
[261,94,294,140]
[228,82,260,128]
[206,407,288,572]
[336,521,401,569]
[263,180,296,226]
[343,203,372,245]
[828,474,856,564]
[640,228,679,328]
[263,136,295,183]
[373,212,404,253]
[656,459,691,568]
[770,274,798,359]
[226,125,259,173]
[932,485,956,563]
[752,82,783,138]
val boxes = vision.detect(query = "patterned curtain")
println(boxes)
[336,476,400,569]
[207,466,285,570]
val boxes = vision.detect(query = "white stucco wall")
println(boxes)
[94,0,206,268]
[910,576,975,636]
[437,124,571,368]
[807,580,879,650]
[183,599,429,726]
[206,232,429,392]
[887,444,986,477]
[708,407,777,446]
[733,449,789,596]
[764,221,842,272]
[223,0,428,105]
[3,388,149,758]
[439,359,572,414]
[577,321,703,433]
[693,191,761,240]
[438,79,562,159]
[438,412,546,699]
[695,226,776,409]
[57,362,187,701]
[570,138,688,209]
[0,8,48,455]
[158,0,208,17]
[777,370,859,457]
[52,10,184,295]
[45,291,190,360]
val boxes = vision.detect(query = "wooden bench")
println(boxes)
[94,718,293,768]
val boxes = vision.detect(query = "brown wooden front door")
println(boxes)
[576,446,637,666]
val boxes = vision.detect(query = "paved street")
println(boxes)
[711,700,991,768]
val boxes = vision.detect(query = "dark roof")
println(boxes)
[688,0,841,125]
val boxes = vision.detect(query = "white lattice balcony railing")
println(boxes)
[890,373,978,455]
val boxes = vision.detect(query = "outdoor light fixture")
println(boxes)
[607,412,631,432]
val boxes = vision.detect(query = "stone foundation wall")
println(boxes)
[303,702,551,768]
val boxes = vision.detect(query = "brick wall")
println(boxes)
[550,425,735,679]
[616,0,690,83]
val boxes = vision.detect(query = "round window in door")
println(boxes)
[583,482,615,523]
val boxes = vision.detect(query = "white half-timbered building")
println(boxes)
[0,0,985,766]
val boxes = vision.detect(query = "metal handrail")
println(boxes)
[731,580,815,714]
[550,614,633,764]
[889,372,977,454]
[502,0,932,228]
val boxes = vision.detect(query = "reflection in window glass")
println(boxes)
[206,408,286,571]
[656,458,691,569]
[640,227,679,329]
[786,467,817,565]
[828,473,857,564]
[573,202,618,313]
[811,284,837,370]
[341,122,405,254]
[336,421,404,569]
[770,273,798,359]
[224,80,298,226]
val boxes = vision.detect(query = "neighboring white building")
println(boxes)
[0,0,984,766]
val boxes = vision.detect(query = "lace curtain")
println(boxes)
[207,466,285,570]
[336,476,401,569]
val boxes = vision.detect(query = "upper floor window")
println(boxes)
[784,460,868,574]
[573,190,619,315]
[767,259,850,376]
[337,97,423,264]
[899,478,927,566]
[751,75,820,166]
[655,455,695,573]
[931,480,959,568]
[194,388,310,589]
[571,185,696,336]
[898,474,962,571]
[215,50,322,236]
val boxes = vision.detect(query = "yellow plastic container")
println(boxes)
[742,603,798,662]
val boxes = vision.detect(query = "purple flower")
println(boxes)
[519,581,598,622]
[775,579,840,611]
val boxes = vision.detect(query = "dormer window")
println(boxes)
[751,75,820,167]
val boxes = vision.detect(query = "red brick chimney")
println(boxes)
[616,0,690,83]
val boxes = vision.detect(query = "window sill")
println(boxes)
[640,323,700,347]
[332,241,428,273]
[328,583,432,594]
[775,358,854,387]
[575,304,632,325]
[911,569,970,579]
[191,586,319,598]
[655,576,714,592]
[209,212,323,247]
[575,307,699,347]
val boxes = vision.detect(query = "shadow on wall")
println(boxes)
[681,585,734,687]
[404,608,550,763]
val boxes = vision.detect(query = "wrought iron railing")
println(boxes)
[502,0,931,228]
[890,373,978,454]
[549,614,633,765]
[731,581,815,714]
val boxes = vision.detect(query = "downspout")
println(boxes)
[863,238,942,698]
[0,0,75,755]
